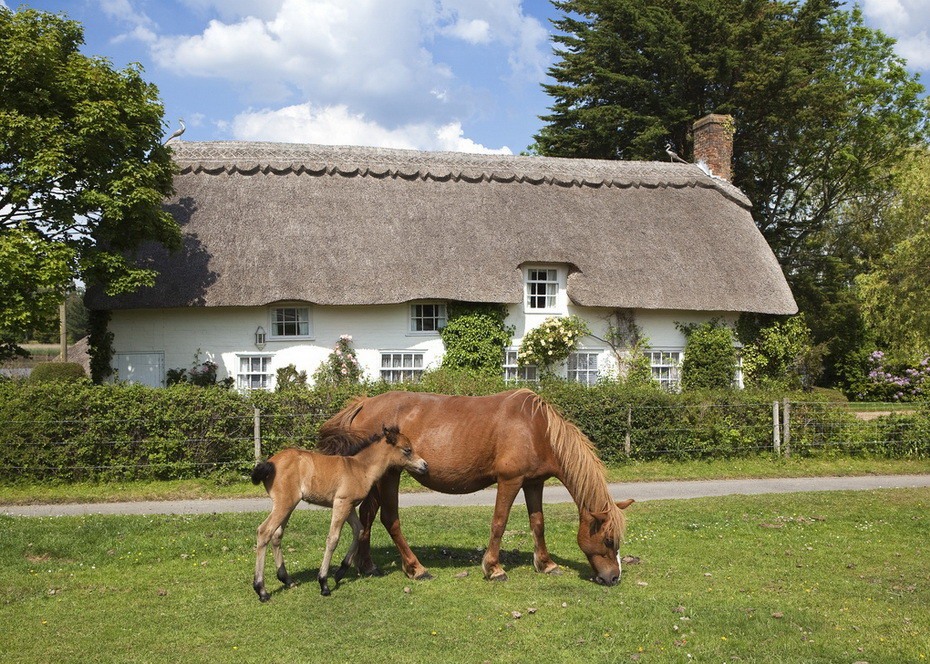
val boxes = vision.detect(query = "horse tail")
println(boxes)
[251,460,275,486]
[529,391,626,540]
[319,396,368,439]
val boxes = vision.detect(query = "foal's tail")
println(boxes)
[251,460,275,486]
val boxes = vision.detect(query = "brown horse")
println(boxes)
[319,389,633,585]
[250,425,428,599]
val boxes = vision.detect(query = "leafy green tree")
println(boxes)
[679,321,737,390]
[855,148,930,364]
[0,8,179,359]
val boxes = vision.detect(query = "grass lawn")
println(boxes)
[2,489,928,663]
[3,455,930,505]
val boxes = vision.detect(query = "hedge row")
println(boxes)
[0,377,927,482]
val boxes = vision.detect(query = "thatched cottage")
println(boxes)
[88,114,796,389]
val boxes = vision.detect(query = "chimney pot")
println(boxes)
[693,114,734,181]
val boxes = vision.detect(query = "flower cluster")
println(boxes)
[860,351,930,401]
[518,315,590,370]
[313,334,363,385]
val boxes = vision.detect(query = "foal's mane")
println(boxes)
[316,424,398,456]
[514,389,626,540]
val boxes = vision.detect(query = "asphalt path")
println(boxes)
[5,474,930,517]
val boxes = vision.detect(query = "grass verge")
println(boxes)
[2,456,930,505]
[2,489,928,663]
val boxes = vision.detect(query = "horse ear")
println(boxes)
[616,499,635,510]
[382,424,398,445]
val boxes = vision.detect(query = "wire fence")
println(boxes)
[1,400,926,482]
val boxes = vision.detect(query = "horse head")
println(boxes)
[577,499,634,586]
[381,424,428,476]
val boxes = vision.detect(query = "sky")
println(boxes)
[4,0,930,155]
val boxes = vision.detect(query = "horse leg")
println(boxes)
[318,499,352,596]
[482,478,524,581]
[333,507,362,583]
[271,512,297,589]
[379,469,432,580]
[355,482,383,576]
[523,478,559,574]
[254,498,297,602]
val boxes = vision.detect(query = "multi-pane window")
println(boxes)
[380,352,424,383]
[568,351,600,386]
[648,350,682,391]
[238,355,273,391]
[410,303,447,333]
[272,306,310,337]
[525,268,558,310]
[503,349,538,382]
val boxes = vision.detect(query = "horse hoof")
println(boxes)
[258,593,271,603]
[414,571,434,581]
[545,566,563,576]
[489,572,508,582]
[320,588,331,596]
[361,565,384,577]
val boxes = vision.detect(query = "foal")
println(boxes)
[250,425,428,599]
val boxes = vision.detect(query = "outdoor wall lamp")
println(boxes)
[254,326,266,350]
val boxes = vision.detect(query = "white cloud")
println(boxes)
[99,0,155,29]
[231,102,511,154]
[860,0,930,70]
[149,0,549,122]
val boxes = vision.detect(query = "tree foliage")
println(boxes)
[440,305,514,378]
[855,148,930,364]
[0,8,179,358]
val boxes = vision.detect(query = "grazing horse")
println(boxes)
[319,389,634,585]
[250,425,428,599]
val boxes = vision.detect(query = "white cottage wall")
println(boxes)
[108,304,735,388]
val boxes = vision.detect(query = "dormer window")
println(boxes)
[271,306,311,338]
[525,267,559,312]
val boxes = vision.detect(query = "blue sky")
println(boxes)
[5,0,930,154]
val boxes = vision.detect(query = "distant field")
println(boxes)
[2,489,928,663]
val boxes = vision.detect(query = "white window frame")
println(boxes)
[270,305,312,340]
[409,302,447,334]
[380,351,425,383]
[503,348,538,382]
[524,267,560,313]
[567,350,601,386]
[237,353,274,391]
[648,349,683,392]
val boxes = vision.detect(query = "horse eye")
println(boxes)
[403,447,412,457]
[605,538,615,549]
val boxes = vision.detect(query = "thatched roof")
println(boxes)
[88,141,796,314]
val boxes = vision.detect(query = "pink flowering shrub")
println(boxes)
[313,335,364,385]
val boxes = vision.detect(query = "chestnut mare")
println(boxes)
[319,389,633,585]
[250,425,428,599]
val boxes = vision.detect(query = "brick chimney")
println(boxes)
[692,114,734,181]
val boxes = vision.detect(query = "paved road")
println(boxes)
[5,474,930,517]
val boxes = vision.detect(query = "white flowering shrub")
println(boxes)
[518,315,590,372]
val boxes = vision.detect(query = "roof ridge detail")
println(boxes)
[170,140,751,208]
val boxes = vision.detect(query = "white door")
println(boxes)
[115,352,165,387]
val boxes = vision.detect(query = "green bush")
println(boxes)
[439,308,513,378]
[0,379,924,483]
[679,321,737,390]
[28,362,86,383]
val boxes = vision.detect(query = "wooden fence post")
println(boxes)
[625,404,632,456]
[773,400,781,456]
[782,398,791,459]
[253,408,262,462]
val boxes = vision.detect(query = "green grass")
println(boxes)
[3,456,930,505]
[2,489,928,663]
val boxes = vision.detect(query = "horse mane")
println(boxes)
[319,396,368,442]
[516,389,626,540]
[317,422,398,457]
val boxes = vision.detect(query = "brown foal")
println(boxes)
[250,425,428,599]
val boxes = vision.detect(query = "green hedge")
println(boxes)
[0,379,927,482]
